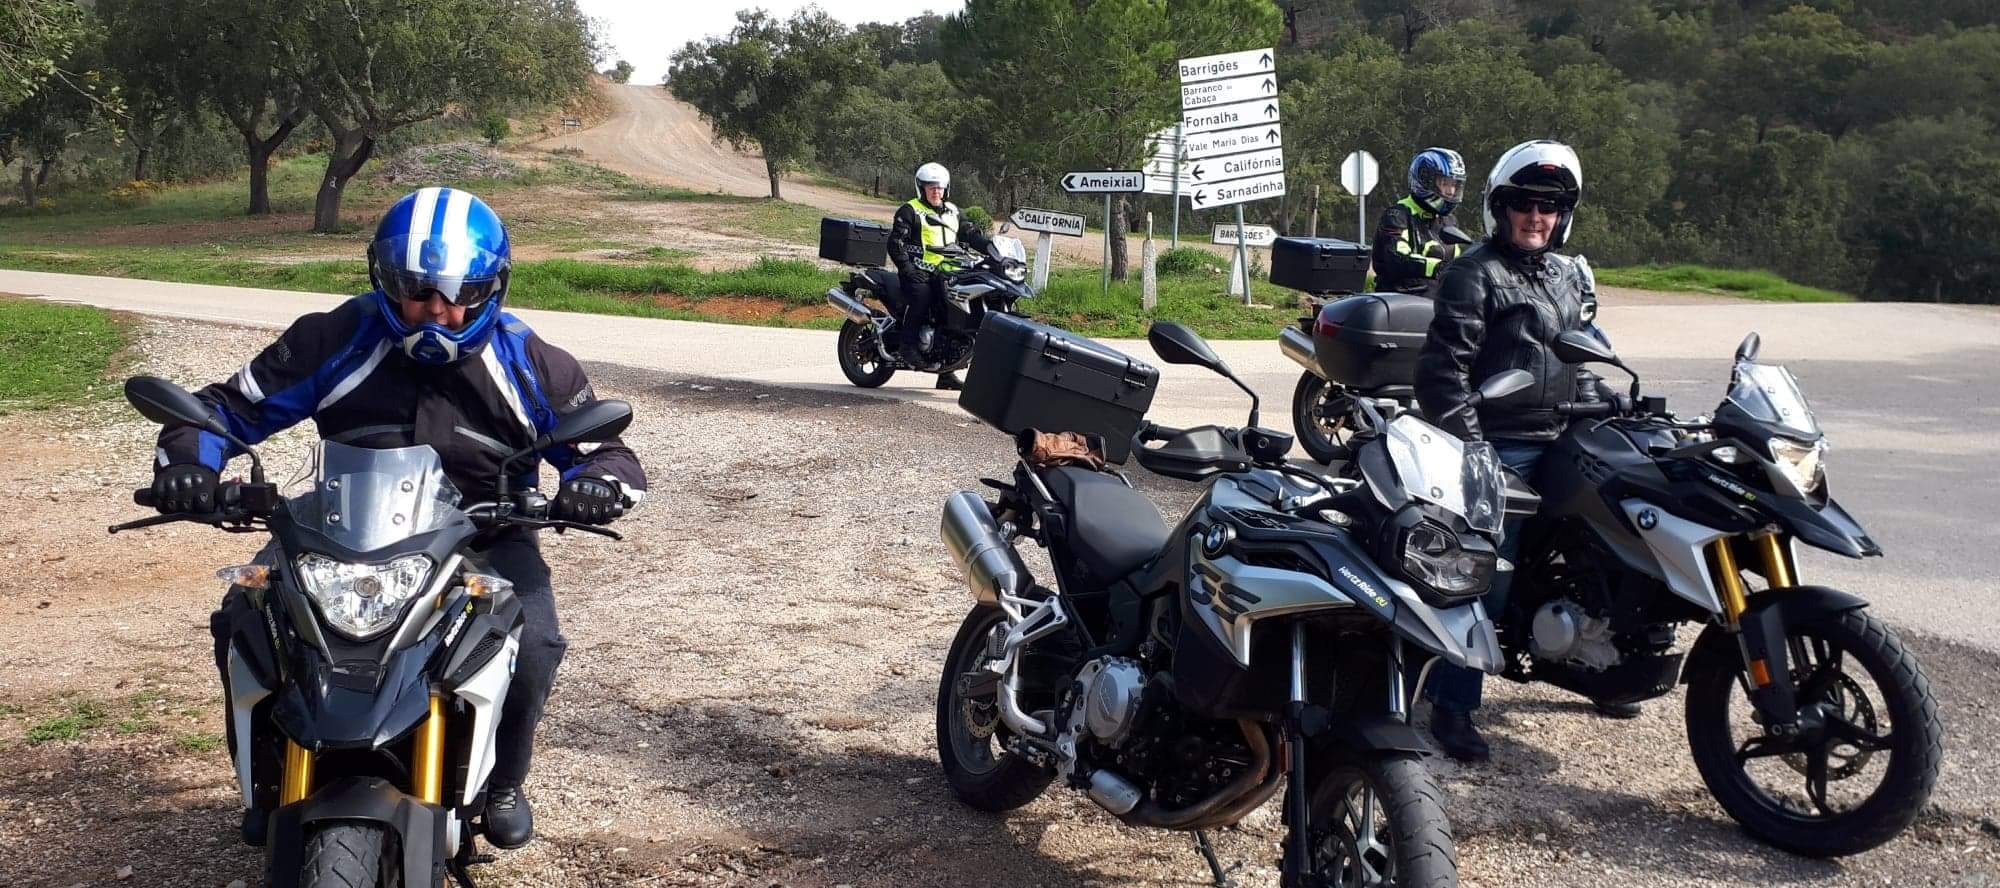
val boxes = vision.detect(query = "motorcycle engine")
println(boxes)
[1072,658,1146,748]
[1529,600,1621,671]
[1061,658,1257,812]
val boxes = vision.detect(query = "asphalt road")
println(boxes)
[6,268,1997,654]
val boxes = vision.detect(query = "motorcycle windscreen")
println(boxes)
[989,236,1027,263]
[1381,414,1505,534]
[1727,361,1820,439]
[291,441,462,551]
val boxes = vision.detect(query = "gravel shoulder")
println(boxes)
[1,317,1994,888]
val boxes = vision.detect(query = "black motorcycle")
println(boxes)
[1493,330,1943,857]
[934,322,1534,888]
[110,376,631,888]
[825,236,1032,388]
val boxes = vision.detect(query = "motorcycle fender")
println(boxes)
[264,776,446,888]
[1322,715,1430,755]
[1681,586,1867,723]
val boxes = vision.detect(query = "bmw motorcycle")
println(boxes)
[825,235,1032,388]
[1494,330,1943,857]
[109,376,631,888]
[934,322,1535,888]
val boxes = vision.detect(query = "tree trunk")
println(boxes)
[36,158,54,186]
[133,145,152,182]
[312,132,375,233]
[1109,194,1131,281]
[765,157,782,200]
[242,109,304,216]
[20,166,37,207]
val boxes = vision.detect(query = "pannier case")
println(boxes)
[1311,292,1436,390]
[959,313,1160,463]
[1270,236,1369,294]
[818,217,890,266]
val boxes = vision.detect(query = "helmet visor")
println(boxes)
[373,234,507,307]
[1434,177,1463,201]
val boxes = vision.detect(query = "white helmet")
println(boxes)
[1481,140,1583,253]
[915,162,951,194]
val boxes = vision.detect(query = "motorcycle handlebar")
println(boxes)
[1136,421,1186,443]
[1554,400,1619,418]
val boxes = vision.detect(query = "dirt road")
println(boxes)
[2,315,1995,888]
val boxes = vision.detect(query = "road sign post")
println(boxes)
[1061,172,1144,293]
[1033,233,1053,292]
[1340,150,1379,246]
[1010,207,1085,293]
[1178,47,1283,304]
[1103,194,1112,293]
[1172,123,1183,247]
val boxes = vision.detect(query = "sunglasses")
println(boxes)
[1503,195,1569,216]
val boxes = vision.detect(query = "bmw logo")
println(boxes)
[1637,509,1659,531]
[1202,524,1234,557]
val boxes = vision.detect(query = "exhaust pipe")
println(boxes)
[826,287,877,325]
[941,491,1029,605]
[1279,325,1322,376]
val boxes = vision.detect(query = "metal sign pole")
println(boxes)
[1102,193,1113,293]
[1235,204,1251,305]
[1358,192,1366,248]
[1033,231,1053,292]
[1171,123,1183,248]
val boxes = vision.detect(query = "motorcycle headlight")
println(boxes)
[1398,521,1495,601]
[1768,437,1826,496]
[1004,265,1026,282]
[295,553,434,639]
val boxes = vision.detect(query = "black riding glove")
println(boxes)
[152,464,219,514]
[551,477,625,525]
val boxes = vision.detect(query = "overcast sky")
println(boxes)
[578,0,966,85]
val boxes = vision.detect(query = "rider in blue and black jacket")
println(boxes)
[148,187,647,850]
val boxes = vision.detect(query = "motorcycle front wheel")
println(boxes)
[1302,753,1457,888]
[1684,607,1942,857]
[1292,372,1356,465]
[935,605,1055,812]
[837,319,896,388]
[290,822,401,888]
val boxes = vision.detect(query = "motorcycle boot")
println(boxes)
[1429,708,1491,762]
[1592,699,1643,719]
[936,371,963,391]
[484,784,535,849]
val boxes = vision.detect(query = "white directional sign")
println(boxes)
[1189,171,1287,209]
[1181,99,1281,136]
[1180,73,1280,110]
[1062,170,1145,194]
[1340,150,1379,196]
[1177,48,1276,83]
[1010,207,1085,238]
[1145,175,1193,196]
[1188,147,1284,185]
[1212,224,1278,248]
[1183,124,1282,161]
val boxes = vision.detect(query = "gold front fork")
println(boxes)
[280,740,314,805]
[1711,532,1799,690]
[409,694,447,805]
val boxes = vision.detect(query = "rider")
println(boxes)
[148,187,647,848]
[1372,147,1468,294]
[1413,141,1635,763]
[888,161,991,390]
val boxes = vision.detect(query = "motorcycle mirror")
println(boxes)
[997,220,1014,235]
[537,399,634,451]
[1476,369,1534,404]
[1551,330,1622,368]
[1147,322,1227,373]
[125,375,227,435]
[1734,332,1761,363]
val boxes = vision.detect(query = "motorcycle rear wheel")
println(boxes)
[837,320,896,388]
[935,605,1055,812]
[1292,372,1356,465]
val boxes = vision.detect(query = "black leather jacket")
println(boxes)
[1414,242,1597,442]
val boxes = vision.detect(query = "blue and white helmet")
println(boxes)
[368,187,511,365]
[1408,147,1467,215]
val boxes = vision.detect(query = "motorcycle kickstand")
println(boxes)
[1191,829,1238,888]
[448,835,494,888]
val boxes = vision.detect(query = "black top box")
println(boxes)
[819,217,890,266]
[1312,291,1435,390]
[959,313,1159,463]
[1270,236,1369,295]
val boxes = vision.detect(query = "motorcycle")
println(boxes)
[1492,330,1943,857]
[934,321,1533,888]
[825,233,1032,388]
[109,375,632,888]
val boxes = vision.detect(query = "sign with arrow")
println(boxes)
[1189,171,1287,209]
[1212,224,1278,248]
[1061,170,1144,194]
[1181,99,1281,136]
[1182,124,1282,161]
[1178,48,1275,83]
[1180,72,1279,110]
[1010,207,1085,238]
[1187,147,1284,184]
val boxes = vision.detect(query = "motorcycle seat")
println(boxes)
[860,268,905,314]
[1040,466,1170,584]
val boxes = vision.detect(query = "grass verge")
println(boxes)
[0,298,129,413]
[1595,264,1852,303]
